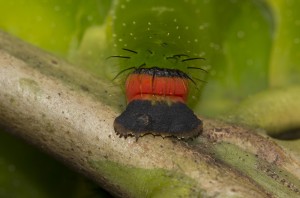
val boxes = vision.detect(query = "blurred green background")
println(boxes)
[0,0,299,197]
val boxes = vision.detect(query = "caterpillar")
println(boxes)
[109,0,207,139]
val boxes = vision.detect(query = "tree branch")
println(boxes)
[0,31,299,197]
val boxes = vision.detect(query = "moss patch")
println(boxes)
[213,142,300,197]
[90,160,202,198]
[19,78,42,99]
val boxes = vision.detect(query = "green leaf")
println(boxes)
[266,0,300,87]
[0,0,111,56]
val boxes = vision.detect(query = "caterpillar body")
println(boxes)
[110,0,206,139]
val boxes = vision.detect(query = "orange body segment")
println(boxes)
[125,73,189,103]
